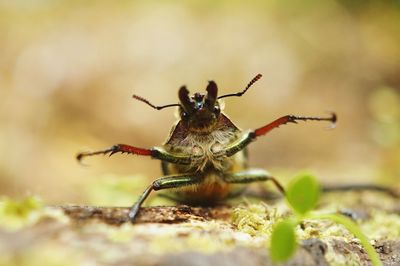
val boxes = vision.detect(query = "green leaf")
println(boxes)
[270,220,297,262]
[286,173,320,216]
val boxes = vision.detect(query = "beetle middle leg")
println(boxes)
[128,173,202,222]
[223,169,285,195]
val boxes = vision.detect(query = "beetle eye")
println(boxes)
[181,111,189,120]
[214,106,220,114]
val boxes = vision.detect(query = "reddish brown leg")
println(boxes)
[254,113,336,137]
[77,144,191,165]
[76,144,152,162]
[225,113,336,157]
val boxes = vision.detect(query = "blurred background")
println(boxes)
[0,0,399,205]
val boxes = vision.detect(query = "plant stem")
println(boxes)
[308,213,382,266]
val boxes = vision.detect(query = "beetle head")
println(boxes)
[178,81,221,132]
[132,74,262,132]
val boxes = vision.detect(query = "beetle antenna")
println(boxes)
[132,94,181,110]
[218,73,263,99]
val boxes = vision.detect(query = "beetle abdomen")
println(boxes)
[160,149,247,204]
[172,172,232,204]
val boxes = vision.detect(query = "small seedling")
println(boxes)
[269,174,382,266]
[77,74,336,222]
[270,219,297,262]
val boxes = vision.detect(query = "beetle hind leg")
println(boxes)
[128,174,201,223]
[223,169,285,195]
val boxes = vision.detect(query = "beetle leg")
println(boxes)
[323,184,399,198]
[223,169,285,195]
[253,113,336,137]
[76,145,191,165]
[224,113,336,157]
[128,173,201,222]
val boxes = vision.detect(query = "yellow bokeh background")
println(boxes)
[0,1,399,204]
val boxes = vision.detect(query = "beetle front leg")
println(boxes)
[224,113,336,156]
[76,144,191,165]
[223,169,285,195]
[128,174,202,222]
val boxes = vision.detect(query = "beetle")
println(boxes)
[77,74,336,222]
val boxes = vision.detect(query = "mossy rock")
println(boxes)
[0,191,399,266]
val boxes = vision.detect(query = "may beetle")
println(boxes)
[77,74,336,222]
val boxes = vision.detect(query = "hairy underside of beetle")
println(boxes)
[165,126,240,172]
[161,125,248,204]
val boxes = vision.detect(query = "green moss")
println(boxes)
[0,196,42,217]
[0,196,68,231]
[361,210,400,240]
[232,199,398,265]
[0,196,44,231]
[232,203,288,238]
[296,219,351,241]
